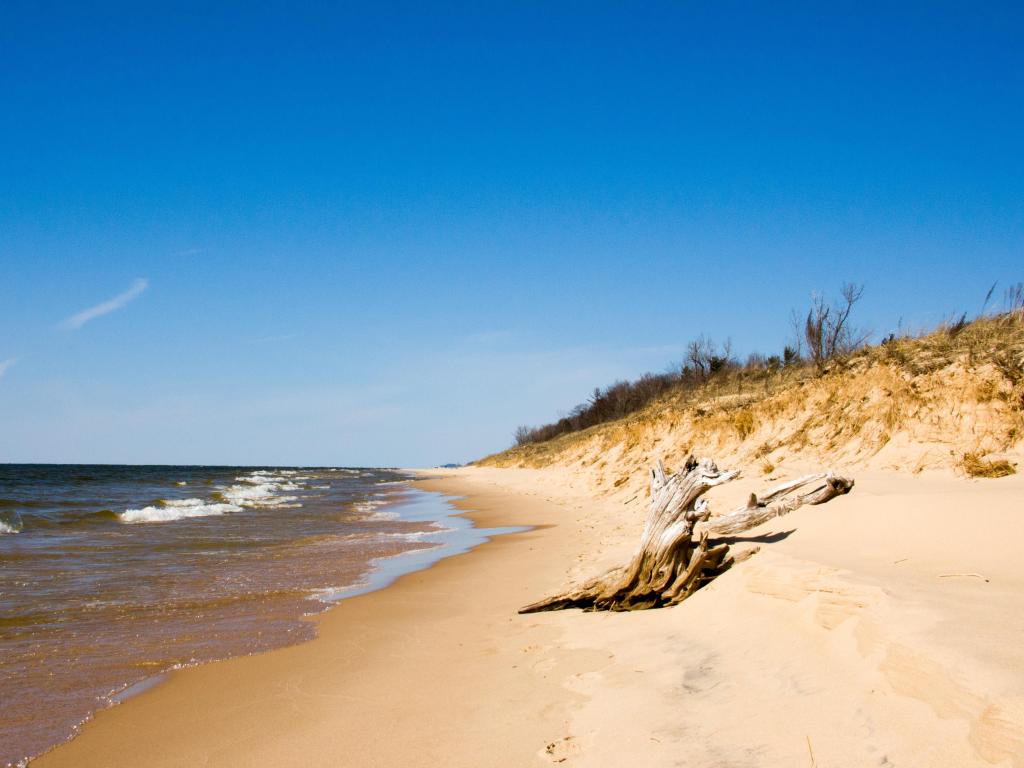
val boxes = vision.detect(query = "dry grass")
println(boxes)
[959,453,1017,479]
[732,409,755,439]
[479,312,1024,474]
[974,379,1000,403]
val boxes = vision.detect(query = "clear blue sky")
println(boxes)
[1,2,1021,466]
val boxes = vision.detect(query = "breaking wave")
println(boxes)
[119,499,242,524]
[0,511,22,534]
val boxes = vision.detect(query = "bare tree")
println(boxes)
[718,337,734,370]
[684,335,735,379]
[788,308,804,361]
[803,282,867,370]
[685,335,712,379]
[513,425,534,446]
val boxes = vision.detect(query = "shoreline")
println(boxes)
[31,466,1024,767]
[31,470,575,767]
[4,466,461,768]
[16,480,522,767]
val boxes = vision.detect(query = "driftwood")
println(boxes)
[520,456,854,613]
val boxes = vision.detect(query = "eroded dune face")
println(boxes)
[483,315,1023,500]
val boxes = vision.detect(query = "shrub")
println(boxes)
[508,286,1022,450]
[804,282,868,371]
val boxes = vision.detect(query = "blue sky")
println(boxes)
[1,2,1021,465]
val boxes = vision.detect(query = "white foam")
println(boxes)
[119,498,241,523]
[353,500,399,520]
[0,510,22,534]
[235,472,285,483]
[220,481,298,507]
[218,469,305,508]
[383,525,455,541]
[353,499,385,511]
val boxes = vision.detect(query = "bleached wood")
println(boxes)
[704,472,854,537]
[520,458,854,613]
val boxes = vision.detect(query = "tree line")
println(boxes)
[513,282,865,447]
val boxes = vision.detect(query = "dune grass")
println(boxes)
[960,453,1017,478]
[481,309,1024,474]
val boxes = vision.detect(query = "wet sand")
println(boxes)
[0,468,455,767]
[33,467,1024,767]
[32,473,584,767]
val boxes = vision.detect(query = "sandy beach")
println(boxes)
[5,7,1021,767]
[32,464,1024,767]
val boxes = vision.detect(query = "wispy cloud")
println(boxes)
[0,359,14,380]
[60,278,149,330]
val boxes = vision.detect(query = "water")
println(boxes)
[0,465,512,767]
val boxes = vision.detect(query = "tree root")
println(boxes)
[520,457,854,613]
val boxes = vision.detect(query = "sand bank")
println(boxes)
[34,466,1024,767]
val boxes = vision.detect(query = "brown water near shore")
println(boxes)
[31,469,575,768]
[0,465,478,768]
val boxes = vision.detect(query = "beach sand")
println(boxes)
[33,466,1024,767]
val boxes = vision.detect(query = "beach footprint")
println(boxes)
[541,735,581,764]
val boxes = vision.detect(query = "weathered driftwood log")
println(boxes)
[703,471,855,536]
[520,457,854,613]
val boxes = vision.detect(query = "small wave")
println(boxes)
[72,509,120,524]
[352,500,398,520]
[220,482,298,508]
[234,471,296,486]
[381,525,455,541]
[353,499,385,511]
[277,470,307,477]
[119,498,241,524]
[0,513,22,534]
[219,470,303,507]
[0,498,47,508]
